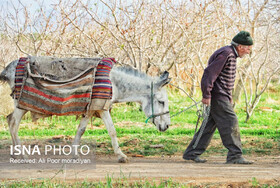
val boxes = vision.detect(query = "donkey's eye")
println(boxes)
[158,101,165,106]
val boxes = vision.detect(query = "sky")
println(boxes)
[0,0,56,10]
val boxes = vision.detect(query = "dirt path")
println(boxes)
[1,155,279,186]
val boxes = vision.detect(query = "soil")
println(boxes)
[1,154,279,187]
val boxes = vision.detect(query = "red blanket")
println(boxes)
[15,57,114,116]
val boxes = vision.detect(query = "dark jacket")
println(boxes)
[201,45,238,102]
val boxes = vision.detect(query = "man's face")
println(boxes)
[237,45,252,58]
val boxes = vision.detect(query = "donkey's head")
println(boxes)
[142,71,171,132]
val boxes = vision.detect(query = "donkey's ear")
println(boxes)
[156,71,171,89]
[160,71,169,79]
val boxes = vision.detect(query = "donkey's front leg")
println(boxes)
[7,107,27,159]
[99,110,128,163]
[72,116,90,158]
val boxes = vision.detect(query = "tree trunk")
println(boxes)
[233,77,245,104]
[190,75,197,97]
[233,62,251,105]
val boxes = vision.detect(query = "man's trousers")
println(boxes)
[183,99,243,162]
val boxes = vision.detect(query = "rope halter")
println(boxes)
[145,82,170,124]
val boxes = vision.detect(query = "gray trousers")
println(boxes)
[183,99,243,162]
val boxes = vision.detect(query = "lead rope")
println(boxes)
[170,101,201,118]
[192,104,211,149]
[145,83,202,125]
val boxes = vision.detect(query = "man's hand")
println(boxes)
[202,98,211,106]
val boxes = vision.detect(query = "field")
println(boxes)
[0,85,279,187]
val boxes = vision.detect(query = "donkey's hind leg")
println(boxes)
[72,116,90,158]
[99,110,128,163]
[7,107,27,158]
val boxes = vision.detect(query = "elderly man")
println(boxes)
[183,31,253,164]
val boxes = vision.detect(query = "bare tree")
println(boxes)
[238,21,280,122]
[0,0,279,121]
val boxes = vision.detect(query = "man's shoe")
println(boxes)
[183,156,207,163]
[226,157,253,164]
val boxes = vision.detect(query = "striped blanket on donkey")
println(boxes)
[14,57,115,116]
[92,58,114,99]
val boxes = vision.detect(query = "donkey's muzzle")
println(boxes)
[159,124,169,132]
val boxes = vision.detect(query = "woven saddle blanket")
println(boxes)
[15,57,115,116]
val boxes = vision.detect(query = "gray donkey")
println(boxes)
[0,58,171,163]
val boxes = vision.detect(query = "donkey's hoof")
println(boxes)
[72,154,80,159]
[118,157,128,163]
[10,154,16,159]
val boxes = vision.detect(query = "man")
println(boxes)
[183,31,253,164]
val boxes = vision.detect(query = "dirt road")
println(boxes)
[1,155,279,186]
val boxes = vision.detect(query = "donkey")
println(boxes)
[0,59,171,163]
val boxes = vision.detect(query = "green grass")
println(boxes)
[0,125,278,139]
[1,176,279,188]
[0,177,185,188]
